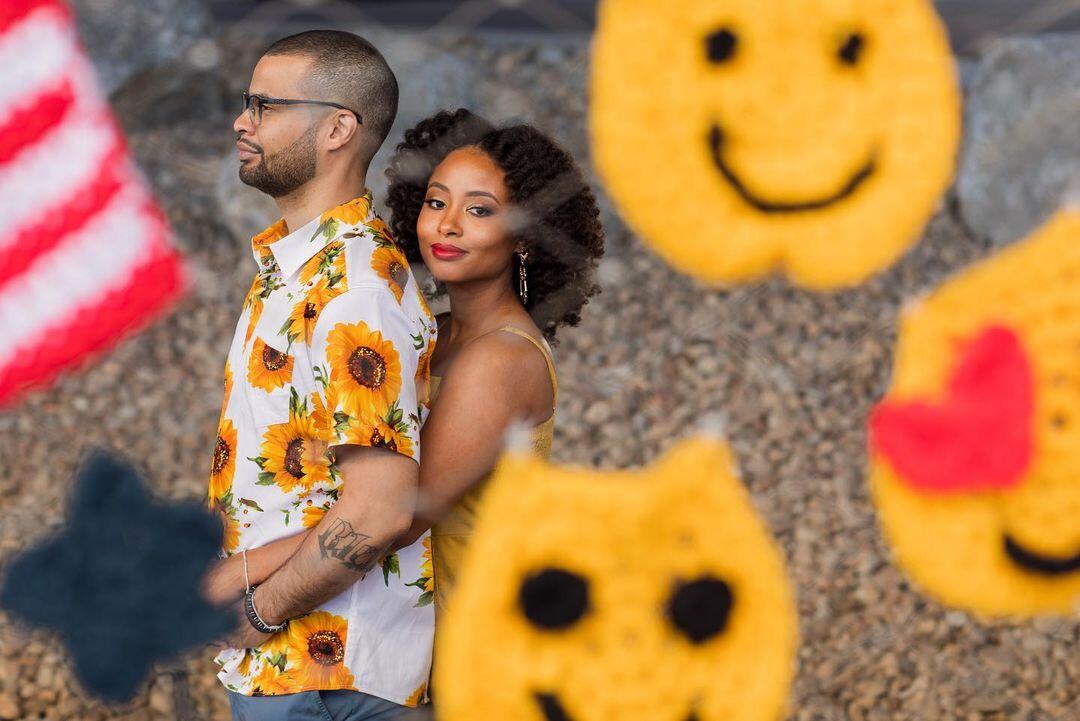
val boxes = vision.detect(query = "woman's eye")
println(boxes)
[469,206,492,217]
[424,198,444,209]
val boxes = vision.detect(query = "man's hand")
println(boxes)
[233,446,418,630]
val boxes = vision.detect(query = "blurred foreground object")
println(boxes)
[590,0,960,289]
[870,209,1080,617]
[0,0,185,409]
[0,450,232,703]
[436,437,797,721]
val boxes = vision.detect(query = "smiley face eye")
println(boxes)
[838,32,865,65]
[519,567,590,630]
[706,28,738,64]
[668,575,734,644]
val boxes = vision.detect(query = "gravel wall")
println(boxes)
[0,8,1076,721]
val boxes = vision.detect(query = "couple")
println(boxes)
[201,29,604,721]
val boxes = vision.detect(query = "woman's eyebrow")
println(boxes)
[466,190,501,205]
[427,181,450,192]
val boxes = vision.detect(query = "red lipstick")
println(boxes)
[431,243,466,260]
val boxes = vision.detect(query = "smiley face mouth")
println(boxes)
[536,692,699,721]
[708,124,877,213]
[1004,535,1080,576]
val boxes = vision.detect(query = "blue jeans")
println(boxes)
[228,689,405,721]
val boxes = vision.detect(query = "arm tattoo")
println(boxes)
[318,518,379,573]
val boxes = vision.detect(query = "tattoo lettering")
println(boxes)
[318,518,379,573]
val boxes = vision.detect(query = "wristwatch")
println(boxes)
[243,584,288,634]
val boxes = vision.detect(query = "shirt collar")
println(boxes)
[250,192,376,279]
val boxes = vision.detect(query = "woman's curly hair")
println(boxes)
[385,108,604,342]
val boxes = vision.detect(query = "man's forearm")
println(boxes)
[250,501,407,625]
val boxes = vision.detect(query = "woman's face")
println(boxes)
[417,146,517,287]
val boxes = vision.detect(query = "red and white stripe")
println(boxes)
[0,0,186,408]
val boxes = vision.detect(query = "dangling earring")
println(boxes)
[517,250,529,306]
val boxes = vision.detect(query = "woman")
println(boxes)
[203,108,604,616]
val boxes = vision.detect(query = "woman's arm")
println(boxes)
[201,529,310,606]
[394,332,552,550]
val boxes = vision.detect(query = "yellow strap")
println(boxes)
[493,326,558,409]
[435,316,558,409]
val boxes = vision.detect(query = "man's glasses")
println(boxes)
[242,91,363,127]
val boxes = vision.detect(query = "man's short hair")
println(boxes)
[264,30,399,166]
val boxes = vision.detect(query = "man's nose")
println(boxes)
[233,110,254,136]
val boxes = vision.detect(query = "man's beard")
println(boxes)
[238,125,318,198]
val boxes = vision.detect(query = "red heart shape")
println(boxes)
[870,325,1035,493]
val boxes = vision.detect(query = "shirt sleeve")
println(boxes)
[309,284,423,464]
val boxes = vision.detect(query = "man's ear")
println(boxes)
[324,111,362,151]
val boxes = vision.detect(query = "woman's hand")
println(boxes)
[201,554,244,607]
[200,529,312,609]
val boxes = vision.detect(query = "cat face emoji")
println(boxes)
[870,210,1080,617]
[590,0,960,289]
[435,437,797,721]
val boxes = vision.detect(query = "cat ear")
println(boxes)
[654,431,740,487]
[488,421,548,488]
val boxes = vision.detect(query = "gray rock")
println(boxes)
[71,0,215,96]
[957,33,1080,245]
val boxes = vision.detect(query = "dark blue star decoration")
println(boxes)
[0,449,233,703]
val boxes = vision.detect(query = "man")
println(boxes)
[205,30,437,719]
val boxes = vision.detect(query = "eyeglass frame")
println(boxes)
[242,91,363,126]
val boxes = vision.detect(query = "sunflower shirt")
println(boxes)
[207,192,438,705]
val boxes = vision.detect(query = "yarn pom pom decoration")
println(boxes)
[869,210,1080,617]
[589,0,960,289]
[0,0,186,408]
[0,450,232,703]
[435,437,797,721]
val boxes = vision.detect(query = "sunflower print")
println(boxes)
[312,197,372,247]
[281,276,345,347]
[221,361,233,417]
[250,389,334,494]
[252,218,288,251]
[237,649,254,677]
[365,215,394,243]
[250,660,294,696]
[299,240,347,287]
[244,251,286,345]
[404,536,435,607]
[219,507,240,555]
[404,682,427,708]
[371,245,411,304]
[208,416,238,502]
[301,502,329,529]
[325,321,402,421]
[248,338,294,393]
[320,196,370,228]
[415,283,435,326]
[283,611,356,689]
[416,337,435,410]
[243,287,263,346]
[345,405,416,459]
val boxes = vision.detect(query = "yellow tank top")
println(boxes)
[428,326,557,615]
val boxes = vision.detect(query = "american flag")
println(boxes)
[0,0,186,408]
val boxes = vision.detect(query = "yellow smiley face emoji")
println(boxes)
[869,210,1080,617]
[435,437,797,721]
[590,0,960,289]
